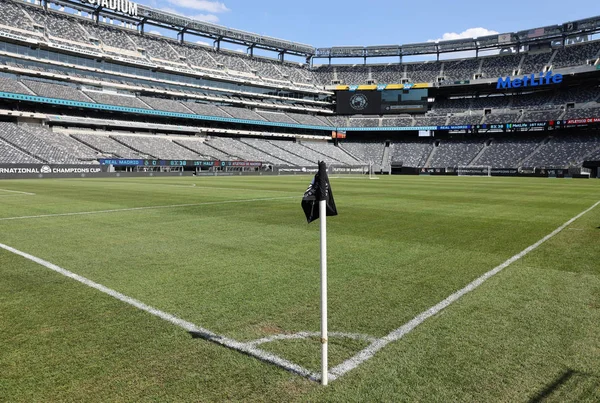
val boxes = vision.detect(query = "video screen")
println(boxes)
[336,89,428,115]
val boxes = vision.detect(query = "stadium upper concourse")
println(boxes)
[0,0,599,175]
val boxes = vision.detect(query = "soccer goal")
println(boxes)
[368,163,380,180]
[457,166,492,177]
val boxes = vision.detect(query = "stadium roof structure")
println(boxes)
[30,1,600,61]
[315,16,600,59]
[47,0,315,57]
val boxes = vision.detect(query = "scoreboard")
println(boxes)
[98,159,262,167]
[336,89,428,115]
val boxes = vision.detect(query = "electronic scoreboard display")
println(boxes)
[336,89,428,115]
[98,159,262,168]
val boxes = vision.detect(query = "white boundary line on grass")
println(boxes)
[59,179,301,194]
[2,199,598,383]
[0,196,297,222]
[327,199,600,381]
[0,242,320,381]
[0,188,35,195]
[0,241,377,382]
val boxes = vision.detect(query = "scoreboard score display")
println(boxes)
[336,89,428,115]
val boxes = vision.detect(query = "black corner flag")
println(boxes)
[302,161,338,224]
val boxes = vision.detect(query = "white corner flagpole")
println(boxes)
[319,199,328,386]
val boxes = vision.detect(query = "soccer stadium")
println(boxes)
[0,0,599,400]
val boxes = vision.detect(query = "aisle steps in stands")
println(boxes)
[109,135,156,158]
[136,97,154,109]
[337,145,363,163]
[297,142,344,164]
[381,143,391,173]
[516,55,526,75]
[67,133,107,155]
[268,140,318,164]
[516,136,551,166]
[547,49,559,69]
[239,139,298,166]
[171,140,211,159]
[582,143,600,162]
[0,137,42,163]
[423,142,438,168]
[469,140,491,166]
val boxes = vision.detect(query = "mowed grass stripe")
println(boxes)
[0,249,315,403]
[1,176,599,400]
[1,177,597,339]
[306,205,600,401]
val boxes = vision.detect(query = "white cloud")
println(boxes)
[167,0,229,13]
[196,40,211,46]
[148,30,161,36]
[429,27,499,43]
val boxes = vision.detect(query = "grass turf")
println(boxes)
[0,175,599,401]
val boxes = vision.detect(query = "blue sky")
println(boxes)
[140,0,598,48]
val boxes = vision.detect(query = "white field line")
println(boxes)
[150,183,300,194]
[5,197,597,383]
[248,332,378,347]
[0,196,297,222]
[0,188,35,195]
[0,242,320,381]
[328,200,600,381]
[58,179,300,194]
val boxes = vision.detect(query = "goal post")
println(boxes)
[456,166,492,177]
[368,162,380,180]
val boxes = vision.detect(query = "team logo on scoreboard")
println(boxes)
[349,94,369,111]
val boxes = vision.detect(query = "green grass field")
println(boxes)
[1,175,599,402]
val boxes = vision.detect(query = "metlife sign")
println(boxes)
[497,71,563,90]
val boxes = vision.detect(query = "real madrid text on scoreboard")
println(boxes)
[98,159,263,167]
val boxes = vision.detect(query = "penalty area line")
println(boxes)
[0,242,320,381]
[328,199,600,381]
[0,196,298,222]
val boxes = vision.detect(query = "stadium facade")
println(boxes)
[0,0,598,177]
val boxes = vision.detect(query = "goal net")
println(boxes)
[457,166,492,177]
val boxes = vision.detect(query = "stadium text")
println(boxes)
[84,0,138,16]
[496,71,563,89]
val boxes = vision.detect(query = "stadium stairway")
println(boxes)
[109,135,156,159]
[338,145,363,163]
[0,128,49,163]
[0,137,43,163]
[468,140,491,166]
[171,140,211,159]
[268,140,315,164]
[423,142,438,168]
[582,143,600,162]
[297,142,345,165]
[381,144,391,173]
[238,139,297,166]
[67,134,112,156]
[516,136,551,166]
